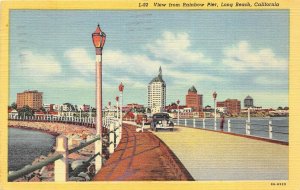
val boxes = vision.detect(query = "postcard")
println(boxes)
[0,0,299,190]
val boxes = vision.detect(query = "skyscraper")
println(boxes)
[148,67,166,113]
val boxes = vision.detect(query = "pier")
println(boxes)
[8,117,288,181]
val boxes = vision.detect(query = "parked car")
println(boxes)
[150,113,174,132]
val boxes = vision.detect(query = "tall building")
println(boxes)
[17,90,43,110]
[217,99,241,115]
[244,95,254,108]
[185,86,203,112]
[148,67,166,113]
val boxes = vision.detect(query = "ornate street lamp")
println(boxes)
[213,91,217,130]
[177,99,180,126]
[116,96,119,119]
[119,82,124,125]
[92,24,106,172]
[108,101,111,117]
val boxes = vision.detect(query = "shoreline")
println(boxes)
[9,125,60,137]
[8,126,58,172]
[8,121,96,181]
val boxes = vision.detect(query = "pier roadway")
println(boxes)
[154,126,288,180]
[93,124,193,181]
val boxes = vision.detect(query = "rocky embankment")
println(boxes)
[8,120,97,182]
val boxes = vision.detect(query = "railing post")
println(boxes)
[119,120,122,143]
[193,119,196,128]
[115,121,120,147]
[109,121,115,154]
[54,135,68,182]
[228,119,231,132]
[202,118,205,129]
[184,119,187,126]
[269,120,273,139]
[246,120,251,135]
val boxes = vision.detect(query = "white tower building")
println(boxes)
[148,66,166,114]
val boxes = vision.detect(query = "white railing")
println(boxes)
[8,116,122,182]
[174,118,288,142]
[9,114,96,127]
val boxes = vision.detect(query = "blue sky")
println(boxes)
[9,10,289,108]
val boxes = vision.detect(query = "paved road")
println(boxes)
[154,126,288,180]
[93,124,193,181]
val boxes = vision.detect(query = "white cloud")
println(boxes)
[19,50,61,76]
[104,49,162,76]
[104,49,219,88]
[166,70,222,85]
[61,31,223,103]
[222,41,288,72]
[64,48,94,76]
[147,31,212,65]
[254,76,287,86]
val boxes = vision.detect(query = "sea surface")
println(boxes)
[177,117,288,142]
[8,127,55,171]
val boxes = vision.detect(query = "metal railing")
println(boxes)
[8,116,122,182]
[175,118,288,142]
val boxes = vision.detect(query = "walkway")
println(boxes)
[154,126,288,180]
[93,124,193,181]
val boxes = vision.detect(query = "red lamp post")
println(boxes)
[116,96,119,119]
[212,91,217,130]
[92,24,106,172]
[177,99,180,125]
[119,82,124,125]
[119,82,124,92]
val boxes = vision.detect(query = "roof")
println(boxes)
[150,76,165,84]
[245,95,253,100]
[188,86,197,93]
[149,67,165,84]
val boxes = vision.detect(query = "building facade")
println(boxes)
[185,86,203,112]
[148,67,166,114]
[43,103,54,111]
[17,90,43,110]
[217,99,241,115]
[244,95,254,108]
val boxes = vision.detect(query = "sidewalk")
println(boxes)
[154,126,288,180]
[93,124,193,181]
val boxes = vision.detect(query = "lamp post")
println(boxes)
[108,101,111,117]
[177,99,180,126]
[89,107,92,118]
[119,82,124,125]
[213,91,217,130]
[247,107,251,122]
[68,110,71,121]
[92,24,106,172]
[79,108,82,121]
[116,96,119,119]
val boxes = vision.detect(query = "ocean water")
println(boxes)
[177,117,288,142]
[8,128,56,171]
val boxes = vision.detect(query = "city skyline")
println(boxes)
[9,10,288,108]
